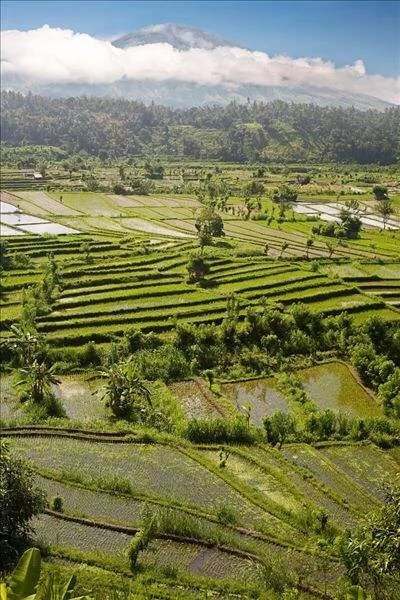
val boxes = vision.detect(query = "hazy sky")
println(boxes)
[1,1,399,102]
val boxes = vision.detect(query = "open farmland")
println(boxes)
[1,160,400,599]
[5,430,396,595]
[1,229,399,347]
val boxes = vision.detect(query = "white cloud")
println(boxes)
[1,25,399,103]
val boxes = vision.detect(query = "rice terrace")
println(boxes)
[1,4,400,599]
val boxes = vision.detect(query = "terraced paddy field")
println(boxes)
[220,361,382,424]
[1,232,399,347]
[321,261,400,313]
[1,184,400,598]
[297,361,382,417]
[168,379,226,420]
[221,378,289,425]
[4,431,396,595]
[2,189,400,260]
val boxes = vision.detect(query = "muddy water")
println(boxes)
[221,379,289,425]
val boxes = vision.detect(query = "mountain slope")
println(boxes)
[1,91,398,163]
[113,23,237,50]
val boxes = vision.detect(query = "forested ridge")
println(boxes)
[1,91,399,163]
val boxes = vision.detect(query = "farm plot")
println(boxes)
[293,202,400,230]
[33,513,131,555]
[361,262,400,279]
[186,547,263,583]
[120,218,192,238]
[107,194,147,208]
[322,262,400,308]
[2,233,398,349]
[281,444,379,514]
[1,213,48,226]
[54,375,106,422]
[0,223,24,236]
[0,374,25,422]
[221,378,289,425]
[34,474,253,542]
[249,446,356,527]
[33,253,398,346]
[203,450,304,514]
[36,475,144,526]
[323,263,370,279]
[7,437,267,526]
[318,445,400,501]
[14,191,82,216]
[33,513,261,582]
[168,380,225,420]
[0,195,80,235]
[297,361,381,417]
[48,192,125,217]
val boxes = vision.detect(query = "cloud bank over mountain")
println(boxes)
[1,24,399,104]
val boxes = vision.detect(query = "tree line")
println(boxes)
[1,92,399,164]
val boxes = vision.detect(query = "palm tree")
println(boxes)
[326,241,336,259]
[98,362,152,420]
[16,360,60,404]
[7,324,42,367]
[305,238,314,259]
[279,241,288,259]
[376,197,394,229]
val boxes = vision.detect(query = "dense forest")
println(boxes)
[1,91,399,164]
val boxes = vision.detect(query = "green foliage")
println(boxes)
[372,185,388,201]
[1,240,13,270]
[0,446,45,570]
[216,504,238,526]
[186,417,259,444]
[144,160,164,180]
[79,342,102,367]
[194,206,224,249]
[1,547,92,600]
[271,185,298,216]
[16,360,61,409]
[50,496,64,513]
[186,255,210,282]
[98,361,152,421]
[344,586,372,600]
[375,197,394,228]
[340,480,400,592]
[218,446,230,468]
[378,368,400,418]
[4,547,41,600]
[132,345,189,382]
[3,93,398,163]
[339,207,362,239]
[7,325,44,368]
[127,514,157,572]
[263,411,297,448]
[351,343,395,390]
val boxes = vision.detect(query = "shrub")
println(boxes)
[264,411,297,448]
[0,444,45,569]
[128,514,157,572]
[133,345,189,381]
[123,327,162,353]
[187,255,210,283]
[79,341,102,367]
[378,368,400,418]
[51,496,64,512]
[186,417,259,444]
[216,504,238,526]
